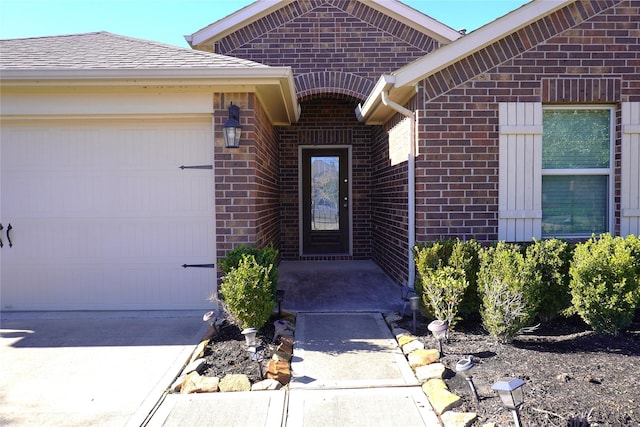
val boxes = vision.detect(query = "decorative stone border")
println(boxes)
[384,313,478,427]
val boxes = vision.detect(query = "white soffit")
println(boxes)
[186,0,462,49]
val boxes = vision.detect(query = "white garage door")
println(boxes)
[0,119,216,310]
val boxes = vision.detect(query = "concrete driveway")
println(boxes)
[0,311,206,427]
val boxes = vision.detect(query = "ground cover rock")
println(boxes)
[422,379,461,415]
[190,339,209,363]
[266,360,291,385]
[415,362,446,383]
[408,348,440,367]
[402,339,425,354]
[398,334,417,347]
[392,327,411,340]
[219,374,251,392]
[440,411,478,427]
[180,371,220,394]
[183,357,206,375]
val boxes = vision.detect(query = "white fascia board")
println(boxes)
[188,0,295,48]
[0,66,301,124]
[0,66,287,83]
[394,0,572,88]
[367,0,462,43]
[355,74,396,122]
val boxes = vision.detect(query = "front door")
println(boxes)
[302,148,350,254]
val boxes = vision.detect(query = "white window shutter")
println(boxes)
[498,102,543,241]
[621,102,640,236]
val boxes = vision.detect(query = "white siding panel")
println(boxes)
[621,102,640,236]
[0,119,215,310]
[498,103,542,241]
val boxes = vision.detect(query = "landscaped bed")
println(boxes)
[198,310,639,426]
[398,312,640,426]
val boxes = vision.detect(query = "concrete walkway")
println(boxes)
[152,312,440,427]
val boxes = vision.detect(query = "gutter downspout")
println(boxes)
[380,91,417,289]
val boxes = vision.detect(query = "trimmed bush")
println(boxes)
[568,234,640,336]
[414,239,479,327]
[478,242,536,343]
[219,245,279,297]
[524,238,572,322]
[217,254,275,330]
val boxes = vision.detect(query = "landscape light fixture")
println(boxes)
[492,377,526,427]
[409,295,420,333]
[427,319,448,354]
[241,327,258,346]
[202,310,217,335]
[248,345,265,380]
[455,357,479,402]
[276,290,285,317]
[223,102,242,148]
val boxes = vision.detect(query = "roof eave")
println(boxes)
[0,66,301,124]
[358,0,573,124]
[188,0,296,48]
[367,0,462,44]
[187,0,462,50]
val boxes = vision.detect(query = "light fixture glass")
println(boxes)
[241,327,258,346]
[223,102,242,148]
[492,377,526,427]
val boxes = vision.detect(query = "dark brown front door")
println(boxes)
[302,148,350,254]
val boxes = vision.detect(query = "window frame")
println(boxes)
[541,105,615,238]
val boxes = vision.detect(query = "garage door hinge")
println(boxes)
[182,263,215,269]
[179,165,213,170]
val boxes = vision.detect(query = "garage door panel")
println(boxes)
[1,119,215,311]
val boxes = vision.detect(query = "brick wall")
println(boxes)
[210,0,440,98]
[214,93,281,262]
[278,96,375,260]
[415,0,639,243]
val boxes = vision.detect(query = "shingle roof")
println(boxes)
[0,31,267,70]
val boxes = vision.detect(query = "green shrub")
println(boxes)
[219,245,279,297]
[414,239,478,327]
[524,238,572,322]
[478,242,537,343]
[217,254,275,329]
[450,239,481,316]
[568,234,640,336]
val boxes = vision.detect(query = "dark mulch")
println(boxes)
[201,316,278,384]
[397,312,640,427]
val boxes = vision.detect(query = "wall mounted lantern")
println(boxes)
[223,102,242,148]
[492,377,526,427]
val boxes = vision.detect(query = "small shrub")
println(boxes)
[219,245,279,297]
[421,266,469,327]
[414,239,477,327]
[524,238,572,322]
[450,240,481,316]
[216,254,275,330]
[478,242,536,343]
[569,234,640,336]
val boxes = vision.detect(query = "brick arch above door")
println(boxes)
[295,71,374,102]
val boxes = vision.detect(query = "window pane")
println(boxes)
[311,156,339,231]
[542,175,608,237]
[543,109,610,169]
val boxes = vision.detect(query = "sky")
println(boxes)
[0,0,531,48]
